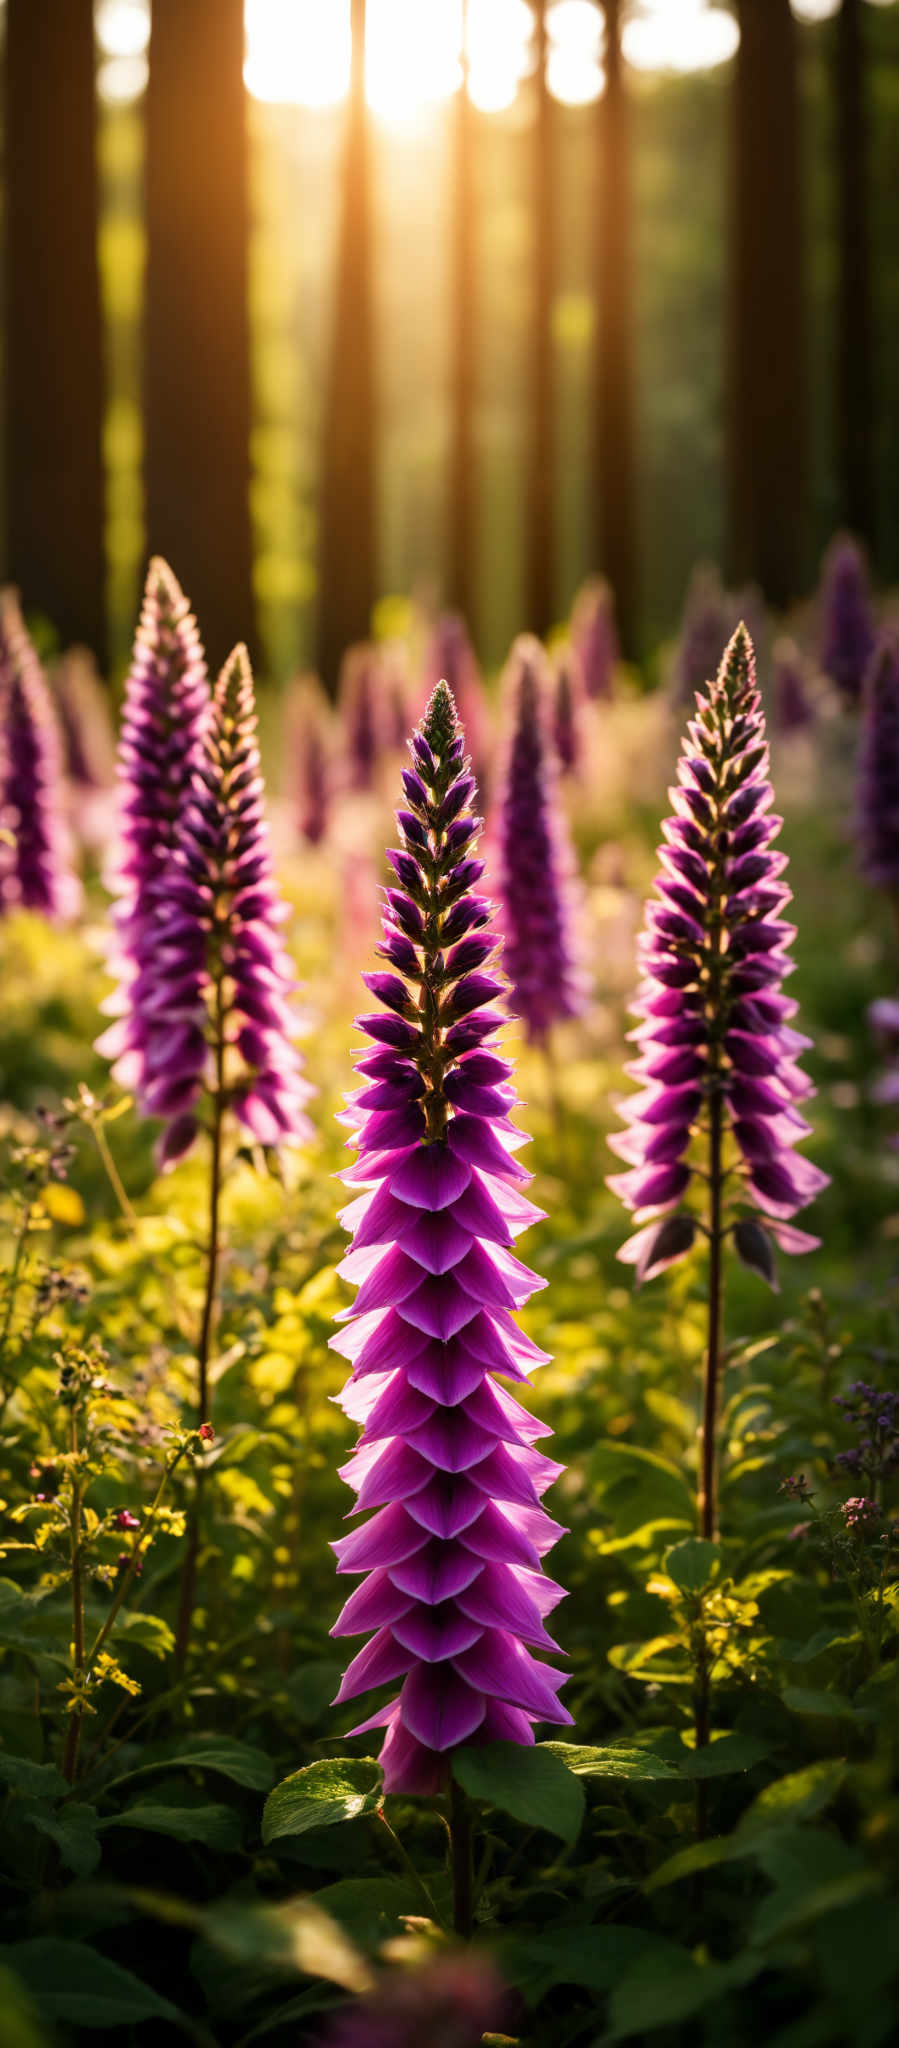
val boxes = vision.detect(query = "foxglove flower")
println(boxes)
[339,646,387,792]
[53,647,115,789]
[423,615,491,793]
[670,565,732,705]
[286,675,332,846]
[819,534,876,704]
[854,632,899,891]
[551,648,586,776]
[97,559,210,1104]
[330,680,570,1795]
[610,624,828,1286]
[142,645,313,1166]
[0,589,81,920]
[572,577,618,701]
[495,638,587,1044]
[772,638,814,737]
[327,1952,512,2048]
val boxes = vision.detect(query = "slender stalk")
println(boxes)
[91,1118,137,1227]
[87,1443,188,1680]
[62,1414,85,1785]
[375,1809,443,1924]
[542,1035,569,1176]
[699,1087,724,1543]
[0,1200,33,1365]
[449,1776,474,1938]
[174,980,226,1668]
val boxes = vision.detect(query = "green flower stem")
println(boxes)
[374,1807,444,1925]
[90,1116,137,1227]
[62,1414,86,1786]
[449,1775,474,1938]
[175,974,227,1670]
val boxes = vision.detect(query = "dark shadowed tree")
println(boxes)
[447,0,477,626]
[727,0,805,606]
[526,0,556,639]
[4,0,106,662]
[145,0,254,670]
[593,0,637,657]
[835,0,875,551]
[317,0,377,694]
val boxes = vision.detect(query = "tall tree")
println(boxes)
[145,0,254,670]
[447,0,477,626]
[593,0,638,657]
[526,0,556,639]
[4,0,106,662]
[317,0,377,693]
[727,0,805,607]
[835,0,875,550]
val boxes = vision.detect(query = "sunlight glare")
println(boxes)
[623,2,739,73]
[790,0,839,20]
[366,0,461,123]
[244,0,352,107]
[97,53,149,103]
[467,0,534,113]
[95,0,150,60]
[547,0,604,104]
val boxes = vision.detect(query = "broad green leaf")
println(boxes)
[681,1732,769,1778]
[100,1800,243,1850]
[541,1742,683,1781]
[646,1833,755,1892]
[115,1611,175,1660]
[4,1939,181,2030]
[608,1949,766,2038]
[308,1876,440,1950]
[664,1538,721,1595]
[0,1753,67,1799]
[0,1963,52,2048]
[740,1761,847,1838]
[20,1800,100,1877]
[108,1735,274,1793]
[499,1923,664,2004]
[262,1758,383,1845]
[782,1687,858,1720]
[130,1885,373,1994]
[452,1740,585,1845]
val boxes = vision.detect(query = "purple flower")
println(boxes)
[97,560,210,1104]
[286,676,332,846]
[855,632,899,890]
[551,647,586,776]
[843,1496,880,1533]
[330,680,570,1795]
[52,647,116,790]
[0,589,81,920]
[140,645,314,1167]
[772,638,814,736]
[339,645,388,793]
[495,637,588,1045]
[326,1953,512,2048]
[819,534,876,704]
[423,615,491,794]
[571,577,618,701]
[669,565,732,706]
[610,624,828,1284]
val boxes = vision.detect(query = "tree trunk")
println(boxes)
[447,0,477,626]
[526,0,556,639]
[835,0,874,550]
[593,0,638,658]
[317,0,377,693]
[727,0,805,607]
[4,0,106,663]
[145,0,255,672]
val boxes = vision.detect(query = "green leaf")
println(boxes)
[108,1735,275,1793]
[664,1538,722,1595]
[646,1833,754,1892]
[740,1761,847,1838]
[0,1752,67,1799]
[262,1758,383,1845]
[129,1885,373,1994]
[4,1939,181,2030]
[100,1800,243,1850]
[542,1742,683,1781]
[681,1732,769,1778]
[309,1876,439,1950]
[0,1963,52,2048]
[452,1740,585,1845]
[20,1800,100,1877]
[114,1610,175,1660]
[782,1687,858,1720]
[499,1924,663,2005]
[607,1949,766,2038]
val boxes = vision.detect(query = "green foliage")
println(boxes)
[262,1758,384,1843]
[452,1739,585,1845]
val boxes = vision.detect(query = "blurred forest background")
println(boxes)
[2,0,898,686]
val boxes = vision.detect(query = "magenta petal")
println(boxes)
[380,1714,449,1793]
[406,1471,484,1538]
[389,1541,484,1603]
[402,1206,474,1274]
[406,1406,498,1473]
[399,1663,487,1750]
[331,1570,415,1637]
[405,1341,488,1404]
[452,1629,570,1722]
[457,1561,564,1646]
[333,1626,413,1704]
[391,1604,483,1661]
[399,1272,480,1340]
[332,1502,429,1573]
[447,1114,530,1181]
[389,1144,473,1210]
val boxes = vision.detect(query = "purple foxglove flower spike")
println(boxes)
[610,623,828,1286]
[423,615,491,796]
[97,559,210,1105]
[52,646,116,790]
[495,637,588,1045]
[326,1951,512,2048]
[854,631,899,893]
[670,564,732,706]
[611,624,828,1542]
[143,644,314,1167]
[819,534,876,704]
[286,675,332,847]
[772,637,814,737]
[0,588,81,920]
[339,645,387,792]
[551,647,586,776]
[571,576,618,701]
[330,679,570,1796]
